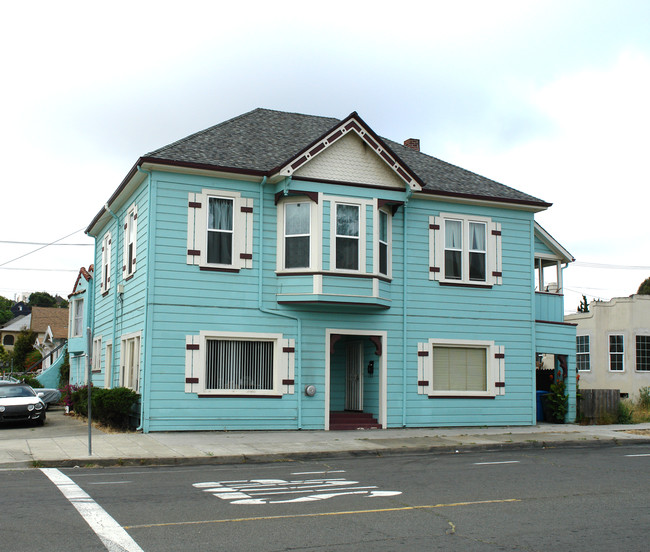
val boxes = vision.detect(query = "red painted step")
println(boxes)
[329,411,381,430]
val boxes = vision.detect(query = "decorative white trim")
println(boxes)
[276,196,320,272]
[194,330,285,396]
[325,328,387,430]
[421,338,503,397]
[276,116,422,192]
[100,231,112,294]
[104,340,113,389]
[430,212,502,286]
[186,188,254,271]
[123,203,137,279]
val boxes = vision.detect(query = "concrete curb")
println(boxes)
[6,435,650,470]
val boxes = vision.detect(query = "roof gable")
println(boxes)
[30,307,69,339]
[277,113,421,191]
[292,131,408,189]
[534,222,574,263]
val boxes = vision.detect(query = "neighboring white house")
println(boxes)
[565,294,650,400]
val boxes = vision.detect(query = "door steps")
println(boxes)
[329,411,381,430]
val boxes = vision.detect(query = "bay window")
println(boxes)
[335,203,360,271]
[284,202,311,269]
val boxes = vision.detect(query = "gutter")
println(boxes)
[257,176,304,429]
[402,186,413,427]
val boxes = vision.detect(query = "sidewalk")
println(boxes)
[1,408,649,469]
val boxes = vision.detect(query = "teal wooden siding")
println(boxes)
[535,292,564,322]
[87,165,568,431]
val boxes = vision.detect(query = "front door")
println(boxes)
[345,342,363,411]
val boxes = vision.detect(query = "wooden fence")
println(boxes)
[578,389,620,424]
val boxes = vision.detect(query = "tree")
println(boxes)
[577,295,589,313]
[11,329,37,369]
[638,277,650,295]
[27,291,58,308]
[0,295,12,326]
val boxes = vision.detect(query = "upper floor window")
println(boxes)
[284,202,311,269]
[430,213,501,286]
[208,197,234,265]
[100,232,112,294]
[378,209,390,277]
[335,203,360,270]
[123,204,137,279]
[187,189,254,271]
[636,335,649,371]
[71,298,84,337]
[609,334,624,371]
[576,335,590,371]
[3,335,14,346]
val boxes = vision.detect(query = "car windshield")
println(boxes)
[0,385,36,398]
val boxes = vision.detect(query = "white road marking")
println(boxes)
[194,477,401,505]
[473,461,521,465]
[41,468,143,552]
[89,481,132,485]
[625,453,650,457]
[291,470,346,475]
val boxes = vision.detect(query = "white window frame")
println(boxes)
[429,213,502,286]
[198,331,283,396]
[104,341,113,388]
[608,333,625,372]
[120,331,141,392]
[92,336,102,373]
[187,188,253,271]
[375,207,392,278]
[421,338,503,397]
[277,197,320,272]
[123,204,137,279]
[636,334,650,372]
[329,198,369,274]
[576,334,591,372]
[71,298,84,338]
[101,231,112,294]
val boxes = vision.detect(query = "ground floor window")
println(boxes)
[206,339,274,391]
[120,333,141,392]
[186,331,294,397]
[419,338,504,397]
[432,346,487,392]
[637,335,650,371]
[609,334,624,371]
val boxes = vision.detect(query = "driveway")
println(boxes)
[0,406,102,440]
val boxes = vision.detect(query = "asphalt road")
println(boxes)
[2,445,649,551]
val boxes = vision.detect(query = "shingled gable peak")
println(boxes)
[274,111,422,192]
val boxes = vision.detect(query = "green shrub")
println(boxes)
[70,386,139,430]
[639,387,650,409]
[546,380,568,423]
[617,401,633,424]
[21,374,43,388]
[58,353,70,388]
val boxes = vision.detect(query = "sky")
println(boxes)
[1,0,648,313]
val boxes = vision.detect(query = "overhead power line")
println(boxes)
[574,261,650,270]
[0,227,87,268]
[0,240,92,246]
[0,267,78,272]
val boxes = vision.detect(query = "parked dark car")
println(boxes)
[0,384,46,426]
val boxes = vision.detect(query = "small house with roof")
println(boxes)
[77,108,576,432]
[67,266,94,384]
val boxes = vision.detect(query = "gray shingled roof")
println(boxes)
[143,108,548,206]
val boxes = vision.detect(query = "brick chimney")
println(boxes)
[403,138,420,152]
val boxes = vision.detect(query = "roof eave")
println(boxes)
[417,187,552,211]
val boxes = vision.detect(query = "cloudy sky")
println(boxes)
[1,0,648,313]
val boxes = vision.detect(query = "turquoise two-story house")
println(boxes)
[77,108,576,432]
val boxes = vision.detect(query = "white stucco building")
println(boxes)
[565,294,650,400]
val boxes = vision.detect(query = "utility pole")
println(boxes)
[86,327,92,456]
